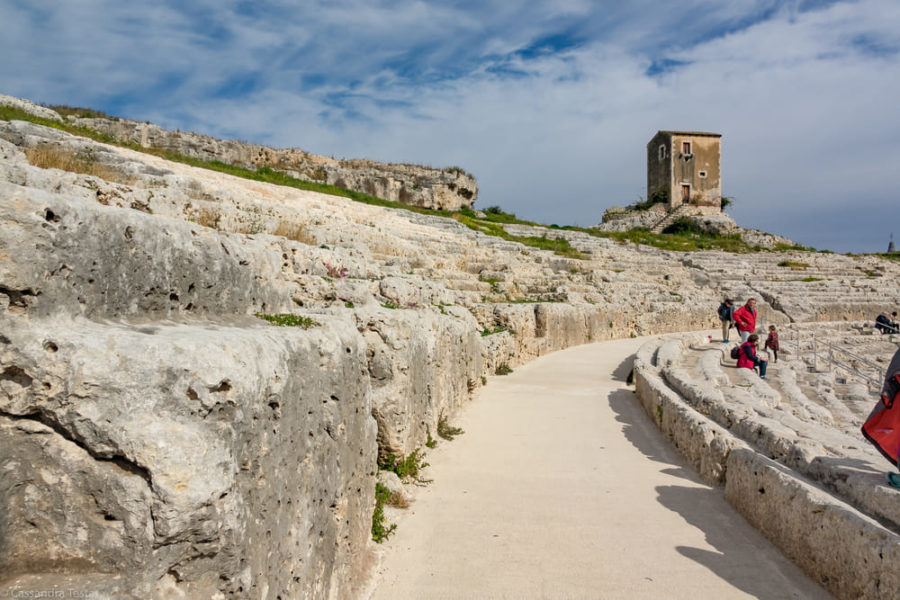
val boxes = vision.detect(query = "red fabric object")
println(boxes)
[736,342,757,369]
[733,305,757,333]
[862,372,900,467]
[765,332,779,351]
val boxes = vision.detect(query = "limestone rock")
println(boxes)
[0,94,63,122]
[66,115,478,211]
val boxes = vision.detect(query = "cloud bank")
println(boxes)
[2,0,899,251]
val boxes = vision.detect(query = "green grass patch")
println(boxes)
[777,260,809,269]
[437,413,464,440]
[800,276,823,282]
[255,313,319,328]
[495,363,513,376]
[379,449,430,481]
[481,326,512,336]
[426,428,437,448]
[585,227,753,253]
[371,482,397,543]
[454,213,588,259]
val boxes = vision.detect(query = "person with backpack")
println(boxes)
[862,347,900,489]
[732,298,758,344]
[717,298,735,343]
[736,333,768,379]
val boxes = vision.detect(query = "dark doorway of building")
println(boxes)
[681,185,690,204]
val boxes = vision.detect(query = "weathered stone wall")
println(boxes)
[69,116,478,212]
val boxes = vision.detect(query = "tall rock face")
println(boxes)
[69,115,478,211]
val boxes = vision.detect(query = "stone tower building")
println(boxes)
[647,131,722,213]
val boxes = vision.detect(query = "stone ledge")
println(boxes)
[634,336,900,599]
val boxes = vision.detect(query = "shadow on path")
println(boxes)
[610,354,635,383]
[655,484,823,600]
[607,388,828,599]
[608,388,693,477]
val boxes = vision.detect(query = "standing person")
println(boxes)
[737,334,768,379]
[732,298,758,344]
[764,325,779,363]
[862,348,900,489]
[717,299,735,343]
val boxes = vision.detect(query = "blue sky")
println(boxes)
[2,0,899,252]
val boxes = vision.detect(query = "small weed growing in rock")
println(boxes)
[800,276,823,282]
[495,363,513,376]
[386,489,409,509]
[481,326,511,337]
[437,413,464,440]
[324,263,348,279]
[481,376,487,386]
[777,260,809,270]
[426,428,437,448]
[381,300,399,309]
[190,206,221,230]
[372,483,397,543]
[467,379,476,392]
[379,449,429,481]
[255,313,319,328]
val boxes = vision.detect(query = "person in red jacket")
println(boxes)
[737,333,768,379]
[732,298,758,344]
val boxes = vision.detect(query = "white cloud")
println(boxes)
[1,0,898,251]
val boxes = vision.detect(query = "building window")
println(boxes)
[698,170,707,178]
[682,141,692,155]
[659,145,666,161]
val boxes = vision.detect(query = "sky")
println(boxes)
[2,0,899,253]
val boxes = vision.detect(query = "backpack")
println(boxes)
[730,345,741,360]
[717,303,730,321]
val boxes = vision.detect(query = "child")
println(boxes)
[764,325,779,363]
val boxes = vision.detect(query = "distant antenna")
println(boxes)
[889,232,896,254]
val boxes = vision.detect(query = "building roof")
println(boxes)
[656,130,721,138]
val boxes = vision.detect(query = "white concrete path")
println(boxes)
[370,335,829,600]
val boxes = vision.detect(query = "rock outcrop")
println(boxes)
[2,101,900,598]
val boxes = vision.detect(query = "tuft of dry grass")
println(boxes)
[274,221,317,245]
[386,491,409,509]
[25,145,134,184]
[193,206,222,230]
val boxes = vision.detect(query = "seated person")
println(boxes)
[876,312,897,334]
[737,334,768,379]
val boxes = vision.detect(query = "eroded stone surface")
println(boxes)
[2,110,900,597]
